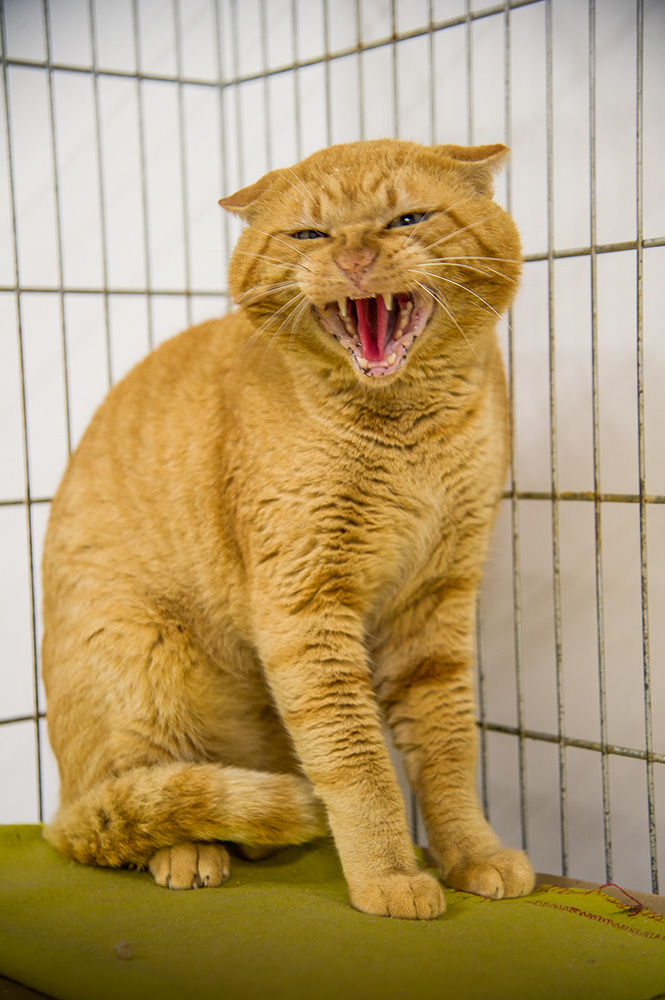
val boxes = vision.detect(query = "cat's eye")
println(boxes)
[387,212,429,229]
[290,229,329,240]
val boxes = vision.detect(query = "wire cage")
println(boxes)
[1,0,663,895]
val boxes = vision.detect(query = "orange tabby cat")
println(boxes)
[42,138,534,919]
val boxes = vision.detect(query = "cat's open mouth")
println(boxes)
[315,291,433,377]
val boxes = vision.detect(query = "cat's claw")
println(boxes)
[444,848,534,899]
[148,842,231,889]
[348,870,445,920]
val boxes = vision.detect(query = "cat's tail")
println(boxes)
[44,762,328,868]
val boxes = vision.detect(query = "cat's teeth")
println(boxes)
[338,298,348,317]
[386,352,397,365]
[357,356,370,369]
[396,300,413,334]
[382,293,393,311]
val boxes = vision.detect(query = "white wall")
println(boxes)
[0,0,663,893]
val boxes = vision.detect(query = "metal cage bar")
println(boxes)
[88,0,113,390]
[587,0,612,884]
[543,0,569,877]
[634,0,658,895]
[503,0,529,856]
[1,2,43,821]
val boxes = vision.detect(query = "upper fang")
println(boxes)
[382,293,393,311]
[338,298,348,317]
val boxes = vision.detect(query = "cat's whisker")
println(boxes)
[436,254,552,304]
[254,292,306,339]
[399,196,475,253]
[400,229,421,255]
[422,258,520,286]
[232,249,301,268]
[441,195,475,215]
[235,290,297,313]
[237,280,303,308]
[410,277,481,362]
[188,318,219,353]
[231,250,316,283]
[413,268,506,323]
[393,142,420,195]
[230,289,307,370]
[286,295,312,352]
[261,293,312,362]
[440,254,524,265]
[248,227,313,262]
[281,165,318,206]
[261,289,309,342]
[399,188,463,254]
[421,210,504,253]
[239,277,301,293]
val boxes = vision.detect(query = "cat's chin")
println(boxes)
[314,290,433,379]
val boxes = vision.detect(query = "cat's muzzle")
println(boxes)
[315,291,433,378]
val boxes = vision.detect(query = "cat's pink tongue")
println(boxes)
[355,297,389,362]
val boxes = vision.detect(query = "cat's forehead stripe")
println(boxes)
[302,173,400,226]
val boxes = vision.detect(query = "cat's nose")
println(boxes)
[335,247,377,282]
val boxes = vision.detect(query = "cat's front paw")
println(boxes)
[148,842,231,889]
[444,848,534,899]
[349,870,445,920]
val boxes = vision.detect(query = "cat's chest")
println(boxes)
[242,420,458,605]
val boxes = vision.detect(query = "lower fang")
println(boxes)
[386,352,397,365]
[357,357,370,369]
[396,304,412,334]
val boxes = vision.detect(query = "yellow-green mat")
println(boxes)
[1,826,664,1000]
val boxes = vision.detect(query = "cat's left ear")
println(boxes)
[218,170,281,220]
[432,143,509,197]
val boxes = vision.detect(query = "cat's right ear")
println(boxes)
[218,171,279,220]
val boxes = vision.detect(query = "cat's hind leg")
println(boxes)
[43,595,326,885]
[147,838,276,889]
[149,842,231,889]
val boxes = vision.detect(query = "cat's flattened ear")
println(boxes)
[218,170,280,219]
[433,143,509,197]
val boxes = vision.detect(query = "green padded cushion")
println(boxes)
[1,826,664,1000]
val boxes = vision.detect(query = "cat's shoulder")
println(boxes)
[103,309,249,404]
[151,309,247,371]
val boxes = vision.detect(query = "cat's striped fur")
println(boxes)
[42,139,534,917]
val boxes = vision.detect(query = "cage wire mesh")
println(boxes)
[0,0,664,894]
